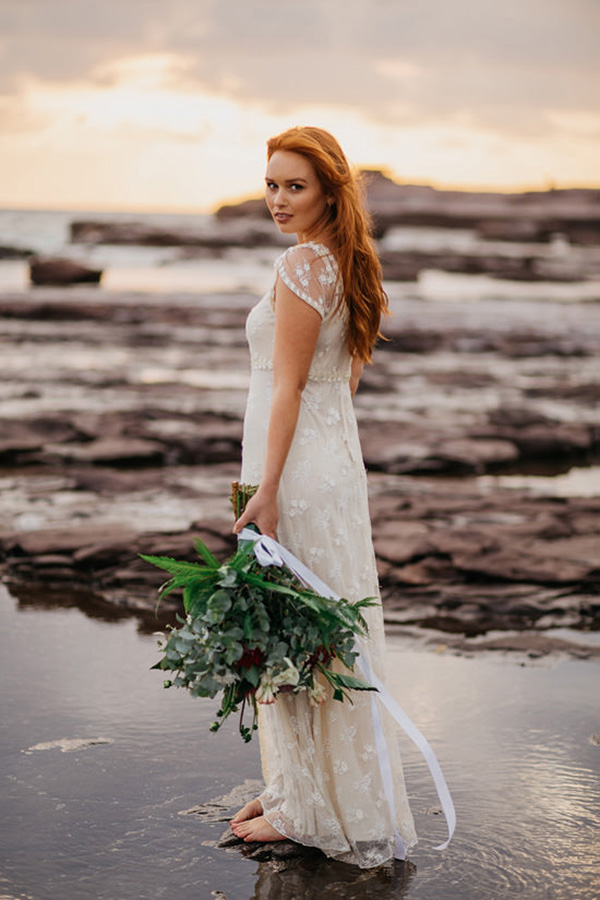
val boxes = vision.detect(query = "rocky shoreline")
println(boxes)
[215,173,600,245]
[4,175,599,290]
[62,175,600,286]
[1,283,598,655]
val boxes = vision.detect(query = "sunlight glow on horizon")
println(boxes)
[1,53,598,214]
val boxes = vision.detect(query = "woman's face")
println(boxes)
[265,150,329,242]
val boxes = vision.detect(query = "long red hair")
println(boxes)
[266,126,388,364]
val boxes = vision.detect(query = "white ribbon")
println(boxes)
[238,527,456,853]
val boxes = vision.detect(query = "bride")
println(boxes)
[230,126,418,868]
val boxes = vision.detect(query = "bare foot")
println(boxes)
[231,815,285,843]
[230,798,263,825]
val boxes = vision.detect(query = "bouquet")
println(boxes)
[142,484,377,741]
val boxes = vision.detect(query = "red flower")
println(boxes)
[236,647,265,670]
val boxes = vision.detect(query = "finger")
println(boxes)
[232,511,248,534]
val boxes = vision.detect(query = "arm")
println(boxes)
[349,355,364,397]
[233,276,322,538]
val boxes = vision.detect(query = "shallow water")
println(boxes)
[1,584,599,900]
[2,206,600,302]
[478,465,600,498]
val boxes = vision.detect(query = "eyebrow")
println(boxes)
[265,176,309,184]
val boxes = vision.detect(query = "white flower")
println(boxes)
[213,672,236,686]
[308,681,327,707]
[255,672,277,705]
[273,658,300,688]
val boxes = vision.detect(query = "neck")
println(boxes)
[296,224,333,248]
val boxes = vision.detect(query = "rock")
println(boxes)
[0,417,81,460]
[70,218,289,249]
[215,198,270,220]
[378,253,422,281]
[385,329,444,354]
[6,525,138,557]
[44,437,166,465]
[392,556,459,585]
[181,778,264,822]
[524,382,600,404]
[427,438,520,473]
[476,423,593,460]
[373,536,433,566]
[476,219,544,242]
[1,282,599,639]
[452,548,595,585]
[25,737,113,753]
[217,172,600,245]
[29,256,103,286]
[487,406,559,428]
[446,633,600,659]
[0,244,34,259]
[362,430,520,476]
[380,248,593,283]
[216,827,317,862]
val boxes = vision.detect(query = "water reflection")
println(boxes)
[1,584,599,900]
[247,856,416,900]
[7,577,175,632]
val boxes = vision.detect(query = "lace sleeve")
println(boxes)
[274,243,339,319]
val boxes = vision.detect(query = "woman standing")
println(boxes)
[231,126,417,868]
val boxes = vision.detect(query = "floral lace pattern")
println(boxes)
[275,242,341,319]
[240,242,417,868]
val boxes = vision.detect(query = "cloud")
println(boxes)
[0,0,597,131]
[0,0,598,208]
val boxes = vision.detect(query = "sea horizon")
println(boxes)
[1,175,599,220]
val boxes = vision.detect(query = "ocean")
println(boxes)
[1,207,599,304]
[0,208,281,296]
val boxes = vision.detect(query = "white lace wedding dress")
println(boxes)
[240,242,417,868]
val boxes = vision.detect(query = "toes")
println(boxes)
[230,799,262,825]
[232,816,285,843]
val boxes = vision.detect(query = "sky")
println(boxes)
[0,0,598,212]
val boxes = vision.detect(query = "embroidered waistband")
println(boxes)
[251,362,348,383]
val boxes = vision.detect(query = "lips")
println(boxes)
[274,212,292,222]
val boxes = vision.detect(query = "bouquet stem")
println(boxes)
[230,482,259,521]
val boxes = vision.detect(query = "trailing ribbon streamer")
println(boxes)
[238,527,456,852]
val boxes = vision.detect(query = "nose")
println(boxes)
[272,187,287,209]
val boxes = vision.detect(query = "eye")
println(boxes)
[290,183,304,191]
[265,181,277,190]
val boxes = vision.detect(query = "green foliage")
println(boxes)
[142,539,378,741]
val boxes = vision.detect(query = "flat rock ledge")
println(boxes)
[2,477,598,649]
[1,287,598,652]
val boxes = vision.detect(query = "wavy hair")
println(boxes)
[266,126,388,363]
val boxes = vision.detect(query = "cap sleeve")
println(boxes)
[274,243,339,319]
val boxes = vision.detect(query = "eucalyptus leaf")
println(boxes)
[142,535,376,742]
[329,672,376,692]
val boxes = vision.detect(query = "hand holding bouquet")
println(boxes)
[142,484,377,742]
